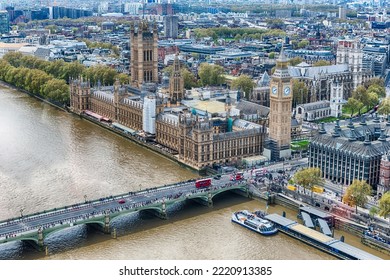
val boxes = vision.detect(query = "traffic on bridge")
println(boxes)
[0,171,252,249]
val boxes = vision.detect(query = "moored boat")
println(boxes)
[231,210,278,236]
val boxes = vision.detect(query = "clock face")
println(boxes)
[284,86,291,96]
[271,86,277,95]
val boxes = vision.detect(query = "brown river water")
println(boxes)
[0,85,387,260]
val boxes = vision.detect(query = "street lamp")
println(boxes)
[84,195,87,203]
[20,208,24,218]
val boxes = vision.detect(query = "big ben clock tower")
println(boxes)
[263,47,292,161]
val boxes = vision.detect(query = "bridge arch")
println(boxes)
[19,237,39,244]
[210,185,248,200]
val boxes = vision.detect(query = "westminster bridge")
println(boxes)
[0,173,251,251]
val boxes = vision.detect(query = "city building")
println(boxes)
[164,15,179,39]
[295,81,344,121]
[378,153,390,199]
[130,21,158,89]
[339,6,347,20]
[362,46,388,77]
[250,71,271,107]
[309,117,390,189]
[336,39,372,90]
[289,62,371,103]
[156,3,174,16]
[296,101,331,122]
[263,48,293,161]
[124,3,143,15]
[70,76,268,170]
[168,54,184,105]
[284,49,335,65]
[156,108,266,169]
[70,78,156,133]
[0,10,9,35]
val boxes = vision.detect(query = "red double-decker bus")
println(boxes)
[230,172,244,181]
[195,178,212,188]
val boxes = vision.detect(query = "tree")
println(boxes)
[378,192,390,223]
[181,68,198,89]
[45,25,58,34]
[198,63,225,86]
[84,65,117,86]
[293,167,323,199]
[377,98,390,116]
[163,65,198,89]
[297,40,309,49]
[266,19,285,29]
[344,97,363,117]
[44,59,66,79]
[116,73,129,85]
[367,91,379,110]
[3,52,24,67]
[369,206,378,220]
[29,69,52,96]
[289,57,303,66]
[41,78,70,104]
[343,179,372,213]
[0,59,12,80]
[367,84,385,99]
[231,74,255,99]
[364,77,384,88]
[313,60,331,66]
[13,67,30,89]
[292,79,309,107]
[352,85,369,111]
[62,61,86,81]
[290,40,299,50]
[268,52,275,59]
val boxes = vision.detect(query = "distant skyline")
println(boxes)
[0,0,389,13]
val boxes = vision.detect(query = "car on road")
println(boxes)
[213,174,221,180]
[118,199,126,204]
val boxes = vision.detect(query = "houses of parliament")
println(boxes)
[69,21,291,170]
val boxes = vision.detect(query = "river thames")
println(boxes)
[0,84,388,260]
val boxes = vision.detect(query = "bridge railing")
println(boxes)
[0,178,248,237]
[0,179,200,228]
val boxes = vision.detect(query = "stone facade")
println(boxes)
[169,54,184,105]
[378,153,390,198]
[289,63,371,103]
[130,21,158,88]
[296,101,331,121]
[156,111,266,169]
[265,48,293,160]
[70,79,145,132]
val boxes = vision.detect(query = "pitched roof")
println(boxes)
[289,64,349,78]
[235,100,270,117]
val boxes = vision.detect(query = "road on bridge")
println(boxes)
[1,158,305,242]
[0,172,249,241]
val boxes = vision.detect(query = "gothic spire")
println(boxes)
[277,44,288,63]
[173,54,180,73]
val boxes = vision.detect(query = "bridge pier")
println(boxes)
[208,192,213,207]
[23,228,45,252]
[103,211,111,234]
[192,193,213,207]
[37,228,45,251]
